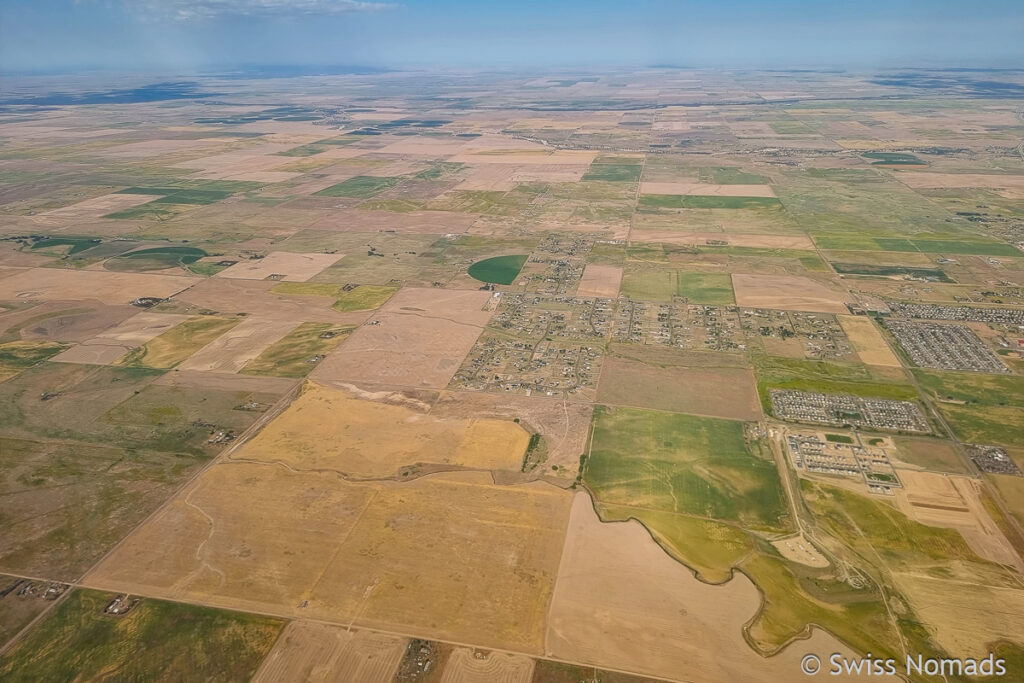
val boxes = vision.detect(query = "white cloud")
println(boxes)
[120,0,399,21]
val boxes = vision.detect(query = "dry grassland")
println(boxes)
[439,648,535,683]
[216,252,342,282]
[894,172,1024,190]
[171,278,368,323]
[234,382,529,477]
[312,288,493,389]
[52,311,191,365]
[894,575,1024,658]
[86,468,571,654]
[895,470,1022,571]
[639,182,776,197]
[432,391,593,478]
[837,315,901,367]
[631,230,814,250]
[0,268,197,304]
[576,264,623,298]
[731,273,853,313]
[253,622,406,683]
[449,150,597,166]
[545,494,859,682]
[309,209,478,234]
[177,318,298,373]
[454,166,517,192]
[596,356,761,421]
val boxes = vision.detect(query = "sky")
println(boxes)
[2,0,1023,73]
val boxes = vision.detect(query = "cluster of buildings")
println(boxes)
[785,431,901,490]
[451,334,602,399]
[885,320,1009,374]
[770,390,931,433]
[968,444,1021,475]
[519,234,591,296]
[889,302,1024,325]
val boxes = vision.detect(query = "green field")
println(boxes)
[0,590,282,682]
[467,254,528,285]
[104,246,207,272]
[699,167,769,184]
[812,233,1020,256]
[118,316,238,369]
[582,161,643,182]
[29,237,100,255]
[769,120,814,134]
[639,194,782,210]
[675,272,736,304]
[913,369,1024,447]
[0,341,70,373]
[271,282,398,311]
[585,406,787,529]
[862,151,926,165]
[332,285,399,311]
[242,322,354,377]
[832,262,953,281]
[824,433,854,443]
[314,175,400,198]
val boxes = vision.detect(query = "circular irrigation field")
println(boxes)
[467,254,528,285]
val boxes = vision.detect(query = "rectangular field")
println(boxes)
[596,353,760,421]
[575,264,623,298]
[85,468,572,655]
[639,182,776,197]
[216,252,342,282]
[732,273,853,313]
[837,315,901,367]
[177,318,298,373]
[51,312,191,365]
[312,288,493,389]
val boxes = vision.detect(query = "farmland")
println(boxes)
[2,65,1023,681]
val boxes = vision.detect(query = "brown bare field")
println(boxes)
[233,381,529,477]
[152,368,298,394]
[0,268,197,304]
[433,391,593,478]
[34,192,164,221]
[309,209,478,234]
[177,318,298,373]
[510,166,588,183]
[375,138,469,156]
[576,264,623,298]
[454,166,517,192]
[0,300,136,343]
[52,311,191,365]
[597,355,761,421]
[312,288,493,389]
[252,622,406,683]
[545,493,860,682]
[99,137,227,159]
[895,172,1024,190]
[732,274,853,313]
[85,468,572,655]
[769,534,829,568]
[837,315,901,367]
[895,470,1022,571]
[216,252,342,282]
[440,648,535,683]
[894,575,1024,658]
[639,182,776,197]
[631,230,814,250]
[169,278,367,323]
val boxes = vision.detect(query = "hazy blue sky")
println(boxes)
[2,0,1023,72]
